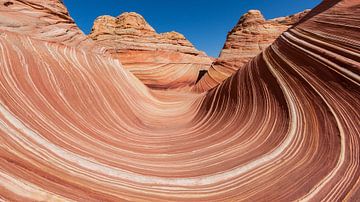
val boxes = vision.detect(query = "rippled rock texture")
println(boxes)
[89,12,213,89]
[0,0,359,201]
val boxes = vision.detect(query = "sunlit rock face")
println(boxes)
[0,0,360,201]
[89,12,213,89]
[194,9,310,92]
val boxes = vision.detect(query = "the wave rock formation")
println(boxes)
[0,0,359,201]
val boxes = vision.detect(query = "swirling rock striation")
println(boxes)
[0,0,359,201]
[89,12,213,89]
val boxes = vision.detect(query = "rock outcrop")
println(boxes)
[194,9,310,92]
[89,12,213,89]
[0,0,360,201]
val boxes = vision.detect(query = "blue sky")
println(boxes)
[63,0,321,57]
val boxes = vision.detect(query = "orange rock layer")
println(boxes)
[0,0,359,201]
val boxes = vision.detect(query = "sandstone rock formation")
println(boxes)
[89,12,213,89]
[194,9,310,92]
[0,0,359,201]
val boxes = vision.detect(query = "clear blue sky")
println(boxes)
[63,0,321,57]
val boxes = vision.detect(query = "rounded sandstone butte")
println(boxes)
[89,11,213,89]
[231,9,266,31]
[89,11,207,56]
[194,9,311,92]
[116,12,156,33]
[220,9,299,60]
[90,15,118,37]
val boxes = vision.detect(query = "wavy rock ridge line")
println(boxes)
[0,0,359,201]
